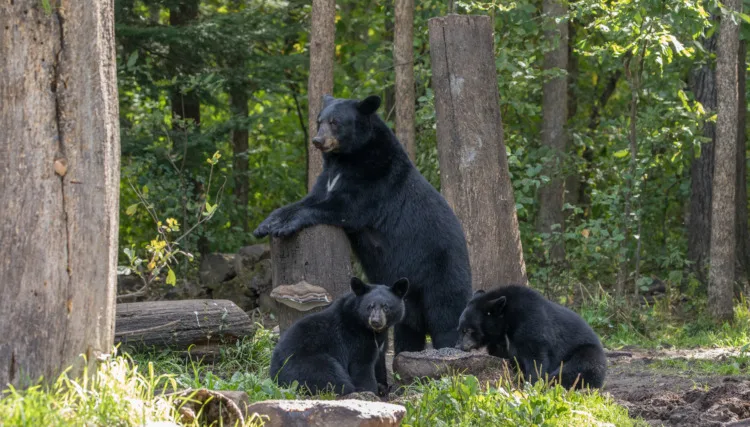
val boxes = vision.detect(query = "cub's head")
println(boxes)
[350,277,408,332]
[312,95,382,154]
[456,289,508,352]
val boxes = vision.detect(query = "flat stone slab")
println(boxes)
[393,347,510,383]
[246,399,406,427]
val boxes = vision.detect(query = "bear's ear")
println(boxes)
[351,277,370,296]
[322,94,335,109]
[390,277,409,299]
[486,296,507,317]
[357,95,381,115]
[473,289,486,297]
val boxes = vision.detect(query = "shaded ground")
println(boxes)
[603,348,750,426]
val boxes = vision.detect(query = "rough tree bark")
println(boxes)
[688,26,717,287]
[709,0,741,321]
[536,0,568,263]
[735,40,749,292]
[428,15,528,290]
[394,0,417,161]
[230,85,250,233]
[271,0,352,332]
[0,0,120,387]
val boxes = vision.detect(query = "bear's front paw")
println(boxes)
[253,214,283,238]
[272,221,301,238]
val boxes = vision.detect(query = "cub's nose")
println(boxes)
[369,318,385,330]
[312,136,324,148]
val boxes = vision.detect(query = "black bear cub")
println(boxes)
[457,285,607,389]
[254,94,472,357]
[270,277,408,395]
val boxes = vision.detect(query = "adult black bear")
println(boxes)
[270,277,408,395]
[457,285,607,389]
[254,95,472,355]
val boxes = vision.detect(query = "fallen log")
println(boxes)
[115,299,254,351]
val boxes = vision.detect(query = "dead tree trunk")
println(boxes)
[394,0,416,161]
[709,0,741,322]
[537,0,568,264]
[688,25,718,287]
[115,300,253,351]
[735,40,749,292]
[271,0,352,332]
[0,0,120,387]
[428,15,527,290]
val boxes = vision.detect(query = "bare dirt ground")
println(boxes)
[603,348,750,426]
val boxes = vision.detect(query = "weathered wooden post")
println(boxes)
[269,0,352,332]
[428,15,527,290]
[0,0,120,386]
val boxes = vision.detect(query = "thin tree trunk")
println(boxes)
[0,0,120,387]
[709,0,741,322]
[383,1,396,123]
[394,0,416,161]
[271,0,352,332]
[688,25,718,287]
[565,20,580,210]
[230,85,250,233]
[429,15,527,290]
[735,40,749,293]
[537,0,568,264]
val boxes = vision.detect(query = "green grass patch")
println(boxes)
[578,291,750,350]
[646,352,750,376]
[400,374,647,427]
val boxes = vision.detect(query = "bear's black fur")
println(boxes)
[254,95,472,356]
[457,285,607,389]
[270,277,408,395]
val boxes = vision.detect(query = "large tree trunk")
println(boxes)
[735,40,749,292]
[429,15,527,290]
[271,0,352,333]
[230,85,250,233]
[0,0,120,387]
[536,0,568,264]
[688,29,718,287]
[394,0,416,161]
[709,0,741,321]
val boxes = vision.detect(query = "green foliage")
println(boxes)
[400,374,645,426]
[578,288,750,349]
[0,355,196,427]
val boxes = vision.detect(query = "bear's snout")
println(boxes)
[368,308,387,331]
[312,136,325,148]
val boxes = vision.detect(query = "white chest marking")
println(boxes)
[327,173,341,193]
[505,334,511,353]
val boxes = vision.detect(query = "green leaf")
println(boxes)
[613,149,630,159]
[166,268,176,286]
[41,0,52,15]
[125,204,138,216]
[127,51,139,68]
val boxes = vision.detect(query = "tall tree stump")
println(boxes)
[0,0,120,387]
[270,0,352,333]
[428,15,527,290]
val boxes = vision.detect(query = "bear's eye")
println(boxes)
[329,118,338,127]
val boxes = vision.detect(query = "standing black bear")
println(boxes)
[457,285,607,389]
[254,94,472,355]
[270,277,408,395]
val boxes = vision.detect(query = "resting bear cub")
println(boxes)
[254,95,472,356]
[270,277,408,395]
[457,285,607,389]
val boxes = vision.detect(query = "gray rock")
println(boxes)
[393,347,509,383]
[234,244,270,275]
[208,258,272,311]
[199,253,237,285]
[245,399,406,427]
